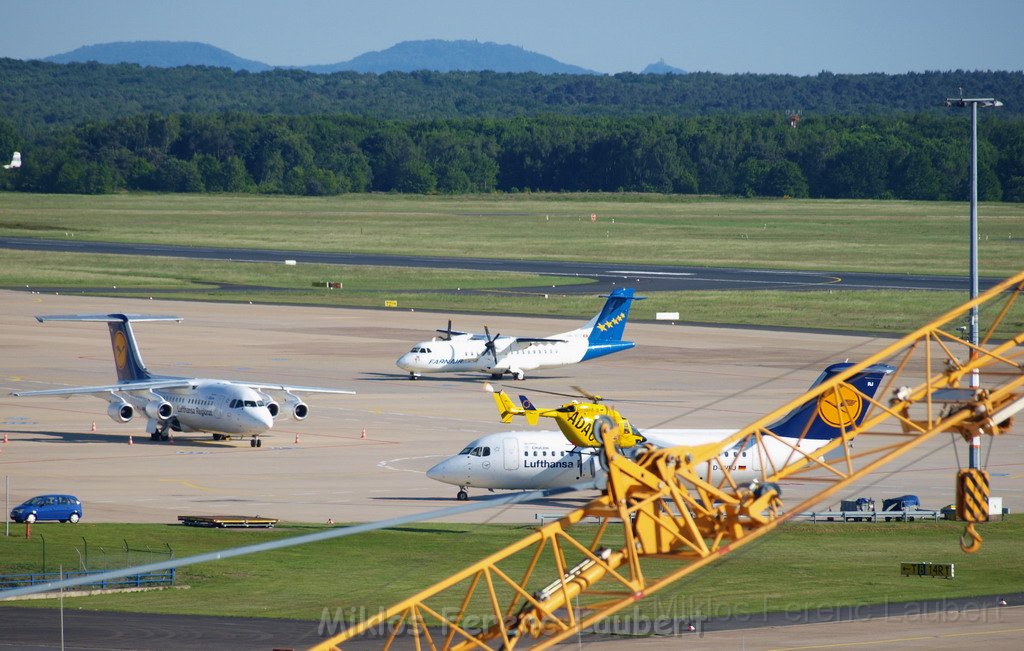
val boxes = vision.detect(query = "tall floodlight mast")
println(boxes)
[944,87,1002,469]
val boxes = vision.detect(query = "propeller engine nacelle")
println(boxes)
[283,397,309,421]
[107,400,134,423]
[144,399,173,420]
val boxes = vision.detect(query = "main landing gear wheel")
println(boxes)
[512,371,525,381]
[456,489,469,501]
[250,438,262,448]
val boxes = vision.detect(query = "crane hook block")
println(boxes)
[960,523,983,554]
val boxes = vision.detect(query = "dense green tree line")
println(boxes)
[2,58,1023,134]
[2,112,1022,201]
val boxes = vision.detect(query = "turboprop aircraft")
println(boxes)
[10,314,354,447]
[426,362,893,499]
[396,288,643,380]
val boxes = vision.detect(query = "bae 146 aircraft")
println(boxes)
[10,314,354,447]
[396,289,643,380]
[426,362,894,499]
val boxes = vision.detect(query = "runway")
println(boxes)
[1,290,1022,649]
[0,236,998,294]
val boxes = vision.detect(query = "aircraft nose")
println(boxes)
[426,458,459,484]
[253,409,273,431]
[396,354,413,370]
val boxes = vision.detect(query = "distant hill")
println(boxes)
[642,59,687,75]
[44,41,273,72]
[305,39,596,74]
[42,39,595,75]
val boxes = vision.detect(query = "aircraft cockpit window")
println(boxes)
[459,446,473,455]
[229,399,243,408]
[244,400,257,407]
[424,348,431,353]
[482,447,491,456]
[470,446,484,457]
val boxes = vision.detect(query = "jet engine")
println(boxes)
[144,399,173,420]
[283,397,309,421]
[107,401,134,423]
[259,393,281,418]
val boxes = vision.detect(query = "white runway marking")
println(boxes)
[378,454,446,474]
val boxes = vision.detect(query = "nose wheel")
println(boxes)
[408,372,421,380]
[250,436,262,448]
[456,488,469,501]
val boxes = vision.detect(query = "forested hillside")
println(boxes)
[0,59,1021,200]
[2,59,1022,132]
[2,112,1021,201]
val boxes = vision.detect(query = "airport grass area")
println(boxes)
[2,192,1024,275]
[3,193,1024,334]
[1,518,1021,621]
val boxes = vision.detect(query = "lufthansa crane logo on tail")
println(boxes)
[816,383,863,428]
[113,331,128,370]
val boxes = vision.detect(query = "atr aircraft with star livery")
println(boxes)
[396,289,643,380]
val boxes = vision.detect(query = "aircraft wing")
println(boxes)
[505,337,567,351]
[241,383,355,395]
[11,379,196,397]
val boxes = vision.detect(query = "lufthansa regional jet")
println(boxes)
[10,314,354,447]
[396,289,643,380]
[426,362,893,499]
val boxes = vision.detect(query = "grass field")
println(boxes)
[3,193,1024,333]
[1,518,1020,622]
[2,193,1024,275]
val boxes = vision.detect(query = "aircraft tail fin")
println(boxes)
[493,390,520,424]
[3,151,21,169]
[517,395,540,426]
[581,288,644,361]
[36,313,181,383]
[770,362,895,441]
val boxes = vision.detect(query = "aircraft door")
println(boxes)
[503,438,520,471]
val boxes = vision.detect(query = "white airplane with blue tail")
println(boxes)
[11,314,354,447]
[396,289,643,380]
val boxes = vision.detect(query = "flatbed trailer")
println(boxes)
[177,515,278,528]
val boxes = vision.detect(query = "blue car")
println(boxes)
[10,494,83,524]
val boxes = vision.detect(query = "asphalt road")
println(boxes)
[0,236,999,294]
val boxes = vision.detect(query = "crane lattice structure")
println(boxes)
[315,271,1024,651]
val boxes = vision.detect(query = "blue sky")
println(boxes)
[2,0,1022,75]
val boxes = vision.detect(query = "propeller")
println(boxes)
[436,319,455,341]
[483,326,500,364]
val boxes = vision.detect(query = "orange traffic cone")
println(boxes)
[3,433,7,443]
[360,428,366,439]
[128,435,134,446]
[294,433,300,444]
[90,422,97,432]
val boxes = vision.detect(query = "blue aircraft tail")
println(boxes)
[770,362,894,440]
[581,288,644,361]
[36,313,181,383]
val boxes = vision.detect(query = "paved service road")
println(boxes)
[0,236,998,294]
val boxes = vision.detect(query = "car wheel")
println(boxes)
[26,513,36,524]
[70,513,80,524]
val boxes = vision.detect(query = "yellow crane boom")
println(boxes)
[314,270,1024,650]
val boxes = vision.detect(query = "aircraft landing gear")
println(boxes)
[151,420,171,441]
[250,436,262,448]
[512,370,525,381]
[456,488,469,501]
[408,372,420,380]
[212,434,232,441]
